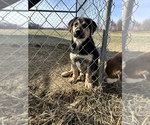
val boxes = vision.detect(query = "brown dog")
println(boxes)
[105,52,122,83]
[61,17,99,88]
[123,52,150,83]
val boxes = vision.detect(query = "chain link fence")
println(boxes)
[122,0,150,125]
[0,0,124,124]
[1,0,150,124]
[28,1,119,124]
[28,0,117,87]
[0,0,28,125]
[28,0,107,89]
[123,0,150,55]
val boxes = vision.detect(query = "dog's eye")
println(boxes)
[74,22,78,27]
[82,24,88,28]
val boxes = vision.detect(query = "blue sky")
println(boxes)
[133,0,150,22]
[31,0,76,11]
[111,0,122,22]
[110,0,150,22]
[0,0,149,28]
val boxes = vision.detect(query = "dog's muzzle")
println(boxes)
[74,29,84,38]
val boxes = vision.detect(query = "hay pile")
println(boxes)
[29,84,122,125]
[28,44,122,125]
[122,82,150,125]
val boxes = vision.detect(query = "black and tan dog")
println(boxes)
[61,17,99,88]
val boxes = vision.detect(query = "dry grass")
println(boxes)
[28,30,150,125]
[1,27,150,125]
[1,29,147,125]
[122,82,150,125]
[28,30,122,125]
[29,86,122,125]
[1,29,150,124]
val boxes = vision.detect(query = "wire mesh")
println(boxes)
[122,0,150,125]
[0,0,28,125]
[28,0,115,93]
[0,0,123,125]
[28,1,121,124]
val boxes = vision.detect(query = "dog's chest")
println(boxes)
[70,39,83,53]
[70,52,93,64]
[70,40,92,55]
[73,38,83,46]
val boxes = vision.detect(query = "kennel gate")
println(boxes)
[28,0,113,84]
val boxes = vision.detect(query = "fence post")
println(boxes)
[76,0,78,16]
[99,0,113,83]
[122,0,135,60]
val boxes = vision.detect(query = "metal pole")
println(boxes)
[99,0,113,83]
[122,0,135,60]
[76,0,78,17]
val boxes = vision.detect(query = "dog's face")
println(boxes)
[68,17,97,39]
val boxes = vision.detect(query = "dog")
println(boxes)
[105,52,122,83]
[61,17,99,88]
[123,52,150,83]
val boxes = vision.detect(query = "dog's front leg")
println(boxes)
[61,65,73,77]
[85,70,93,89]
[68,64,78,83]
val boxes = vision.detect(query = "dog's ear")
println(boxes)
[90,19,97,34]
[86,18,97,34]
[68,17,78,32]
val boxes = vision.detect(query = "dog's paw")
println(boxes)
[61,71,72,77]
[106,78,119,84]
[68,77,77,84]
[85,82,93,89]
[77,74,85,82]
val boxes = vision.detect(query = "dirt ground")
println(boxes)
[1,32,149,125]
[1,30,150,124]
[0,35,28,125]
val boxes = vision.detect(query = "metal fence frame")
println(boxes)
[26,0,113,84]
[99,0,113,83]
[1,0,149,124]
[0,0,115,86]
[122,0,135,61]
[0,0,115,124]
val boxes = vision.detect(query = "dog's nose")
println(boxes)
[75,30,81,36]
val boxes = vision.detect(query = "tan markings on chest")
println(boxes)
[70,52,93,62]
